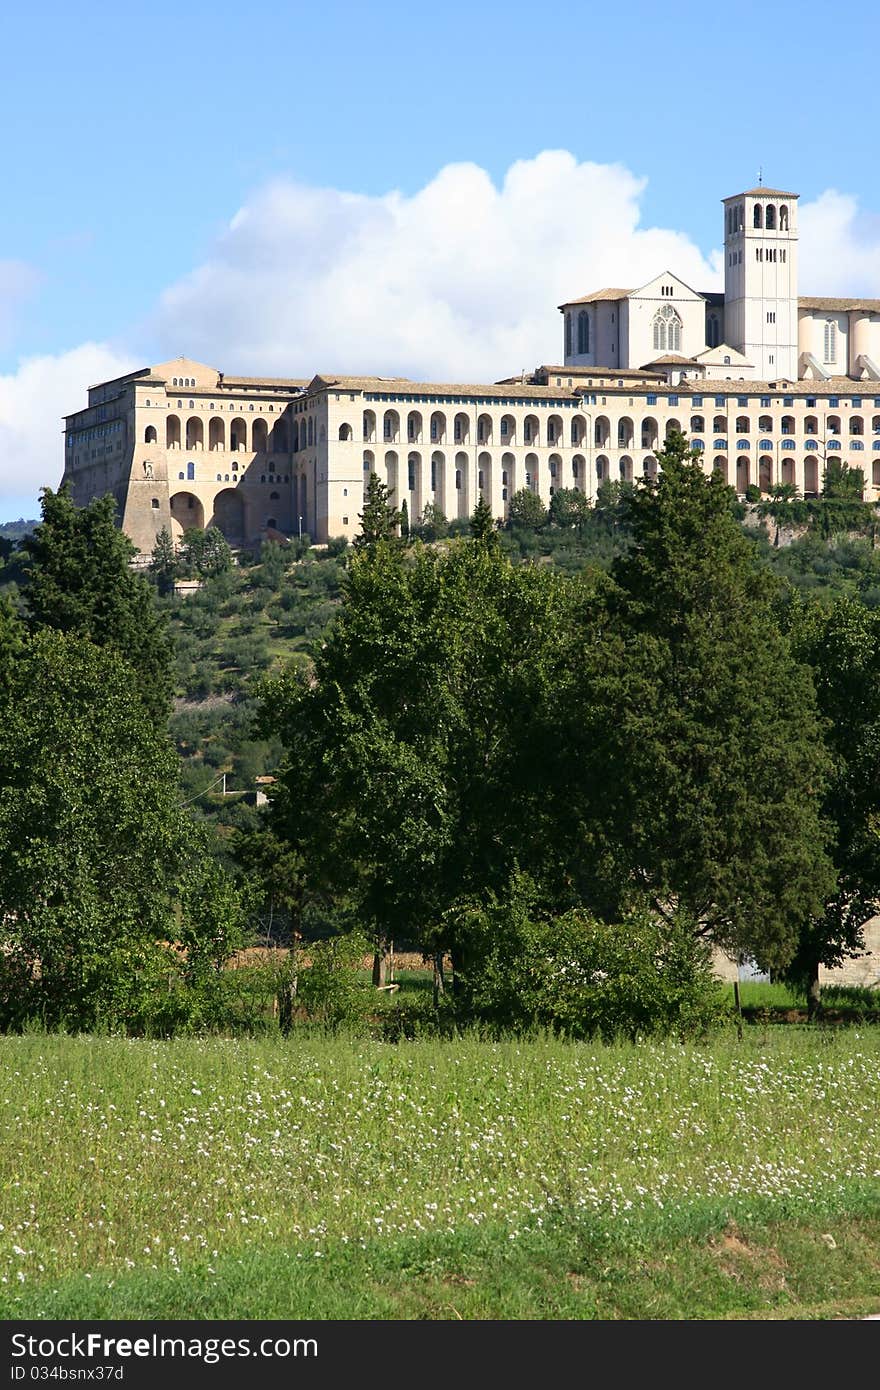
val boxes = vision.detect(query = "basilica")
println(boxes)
[62,180,880,553]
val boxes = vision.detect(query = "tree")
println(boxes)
[814,459,875,538]
[414,502,449,543]
[149,526,178,595]
[179,526,233,578]
[469,494,496,543]
[261,535,570,978]
[506,488,547,530]
[400,497,410,540]
[22,487,173,721]
[354,474,401,549]
[781,595,880,1013]
[548,487,591,535]
[0,630,195,1030]
[564,431,836,971]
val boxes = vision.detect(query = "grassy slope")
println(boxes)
[1,1031,878,1320]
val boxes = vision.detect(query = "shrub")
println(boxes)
[295,931,372,1031]
[455,883,726,1041]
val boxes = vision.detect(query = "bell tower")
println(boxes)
[722,183,799,380]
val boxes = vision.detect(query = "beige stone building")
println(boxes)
[61,180,880,552]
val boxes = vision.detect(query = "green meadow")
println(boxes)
[2,1028,879,1319]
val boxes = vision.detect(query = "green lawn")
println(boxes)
[1,1030,879,1318]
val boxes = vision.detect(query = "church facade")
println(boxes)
[61,181,880,553]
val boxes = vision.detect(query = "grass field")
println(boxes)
[1,1028,879,1319]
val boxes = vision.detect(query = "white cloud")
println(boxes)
[799,190,880,297]
[153,151,721,382]
[0,344,135,520]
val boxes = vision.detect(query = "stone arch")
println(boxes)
[252,418,268,452]
[430,411,447,444]
[144,425,157,444]
[736,456,751,493]
[383,409,400,444]
[230,417,248,452]
[641,417,658,449]
[169,491,205,541]
[209,417,225,451]
[166,415,181,449]
[759,455,773,493]
[339,422,353,442]
[571,414,587,447]
[210,487,245,543]
[453,413,470,445]
[455,450,469,518]
[407,410,423,444]
[477,413,493,445]
[363,410,377,443]
[713,455,728,484]
[595,415,611,447]
[186,416,204,450]
[271,420,289,452]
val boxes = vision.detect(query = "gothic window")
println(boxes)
[652,304,682,354]
[577,310,589,354]
[824,321,837,363]
[765,205,776,230]
[564,313,572,356]
[753,204,763,229]
[779,205,789,230]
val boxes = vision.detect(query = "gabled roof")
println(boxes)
[558,288,632,308]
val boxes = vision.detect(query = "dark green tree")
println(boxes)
[22,487,172,720]
[149,525,178,595]
[400,497,410,540]
[0,630,195,1030]
[414,502,449,542]
[506,487,547,530]
[548,487,591,535]
[469,494,497,543]
[262,538,569,977]
[781,594,880,1012]
[565,431,836,970]
[354,473,401,549]
[179,525,233,578]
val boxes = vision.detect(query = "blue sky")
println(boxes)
[1,0,878,520]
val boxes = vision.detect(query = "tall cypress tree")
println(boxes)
[567,433,836,970]
[22,486,173,721]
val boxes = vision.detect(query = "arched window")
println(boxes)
[144,425,157,444]
[753,204,763,229]
[765,205,776,230]
[652,304,682,353]
[707,315,720,348]
[823,321,837,363]
[577,310,589,354]
[779,205,789,231]
[564,313,572,357]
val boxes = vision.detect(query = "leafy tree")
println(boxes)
[179,526,234,578]
[506,487,547,530]
[354,473,401,549]
[415,502,449,542]
[257,539,287,589]
[0,630,195,1030]
[565,431,836,971]
[548,487,591,535]
[814,460,875,538]
[262,536,570,977]
[781,595,880,1012]
[21,487,172,721]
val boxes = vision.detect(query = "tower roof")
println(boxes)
[723,187,799,201]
